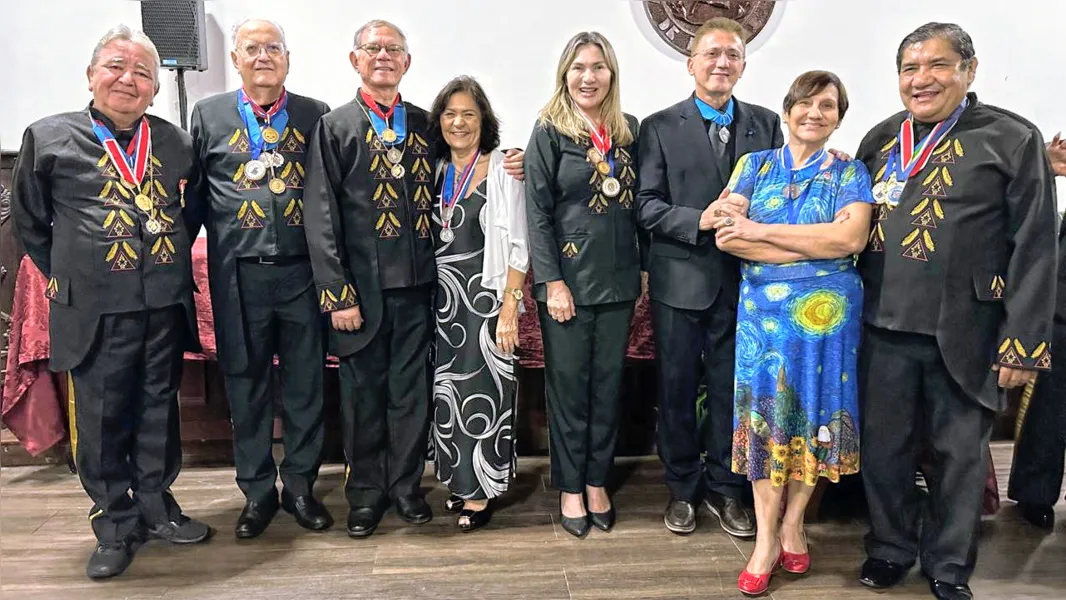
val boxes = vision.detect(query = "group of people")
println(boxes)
[9,14,1064,600]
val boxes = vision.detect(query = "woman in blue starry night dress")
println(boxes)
[710,71,874,588]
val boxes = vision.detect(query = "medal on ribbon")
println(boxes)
[439,151,481,243]
[694,96,734,145]
[880,98,968,206]
[779,146,828,204]
[238,89,290,183]
[580,113,619,197]
[360,89,407,146]
[91,114,160,233]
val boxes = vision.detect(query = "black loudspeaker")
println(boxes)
[140,0,209,71]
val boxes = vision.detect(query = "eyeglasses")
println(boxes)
[239,42,286,58]
[695,49,744,63]
[357,43,406,56]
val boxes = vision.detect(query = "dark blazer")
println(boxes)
[13,108,200,371]
[188,90,330,374]
[856,93,1057,411]
[302,97,438,358]
[636,95,783,311]
[524,114,642,306]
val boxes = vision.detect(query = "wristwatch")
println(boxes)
[505,287,524,302]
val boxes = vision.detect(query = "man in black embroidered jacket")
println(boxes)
[12,25,210,580]
[188,18,333,540]
[854,23,1057,600]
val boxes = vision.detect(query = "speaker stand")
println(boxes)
[176,68,189,131]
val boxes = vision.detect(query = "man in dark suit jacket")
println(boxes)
[636,17,783,537]
[855,23,1056,600]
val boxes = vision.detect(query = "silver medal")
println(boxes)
[718,126,730,144]
[145,219,162,235]
[440,227,455,243]
[386,147,403,164]
[270,152,285,168]
[245,159,267,181]
[601,177,621,198]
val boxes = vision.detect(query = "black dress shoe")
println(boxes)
[86,540,135,579]
[347,505,385,538]
[859,558,909,589]
[1019,502,1055,530]
[445,494,465,513]
[589,505,615,532]
[147,515,212,544]
[703,492,755,538]
[282,493,333,531]
[664,499,696,534]
[235,495,280,539]
[928,578,974,600]
[560,494,591,538]
[395,495,433,524]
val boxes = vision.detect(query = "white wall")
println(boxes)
[2,0,1064,198]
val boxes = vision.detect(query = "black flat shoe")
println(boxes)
[859,558,908,589]
[235,495,280,539]
[1018,502,1055,530]
[589,505,615,532]
[458,507,493,533]
[928,578,974,600]
[282,493,333,531]
[444,494,465,513]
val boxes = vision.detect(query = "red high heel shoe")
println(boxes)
[781,533,810,574]
[737,556,781,596]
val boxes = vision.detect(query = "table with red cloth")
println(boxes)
[0,238,1000,516]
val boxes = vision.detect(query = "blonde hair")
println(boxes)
[690,18,749,56]
[537,32,633,146]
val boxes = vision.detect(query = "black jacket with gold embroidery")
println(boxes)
[188,90,329,373]
[524,116,641,306]
[856,93,1057,411]
[12,107,200,371]
[303,96,437,357]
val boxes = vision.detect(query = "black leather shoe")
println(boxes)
[235,495,280,539]
[395,495,432,524]
[928,578,974,600]
[703,492,754,538]
[859,558,908,589]
[458,506,493,533]
[86,541,135,579]
[664,499,696,534]
[346,505,385,538]
[560,494,591,539]
[589,505,615,532]
[147,516,212,544]
[282,493,333,531]
[1019,502,1055,530]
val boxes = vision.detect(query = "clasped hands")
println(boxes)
[699,188,762,244]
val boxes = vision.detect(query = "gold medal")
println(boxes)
[262,127,280,144]
[596,161,611,176]
[145,219,161,235]
[122,179,138,189]
[135,194,154,212]
[587,147,603,165]
[382,128,398,143]
[601,177,621,198]
[391,164,406,179]
[269,178,287,194]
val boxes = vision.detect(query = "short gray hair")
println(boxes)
[231,18,288,49]
[90,24,161,81]
[896,22,976,73]
[352,19,408,51]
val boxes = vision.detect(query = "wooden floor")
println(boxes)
[1,442,1063,600]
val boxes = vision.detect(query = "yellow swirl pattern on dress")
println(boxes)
[791,290,847,336]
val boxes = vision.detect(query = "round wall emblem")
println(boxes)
[638,1,784,58]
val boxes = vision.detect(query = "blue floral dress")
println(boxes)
[727,149,874,486]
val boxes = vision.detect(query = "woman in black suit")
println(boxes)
[524,31,640,538]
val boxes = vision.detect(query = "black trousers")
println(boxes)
[651,294,745,503]
[69,305,186,544]
[337,286,432,508]
[223,259,325,502]
[860,326,994,584]
[1008,319,1066,507]
[538,300,634,493]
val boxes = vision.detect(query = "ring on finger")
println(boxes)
[723,217,735,227]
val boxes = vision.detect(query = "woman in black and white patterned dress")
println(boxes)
[428,76,528,532]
